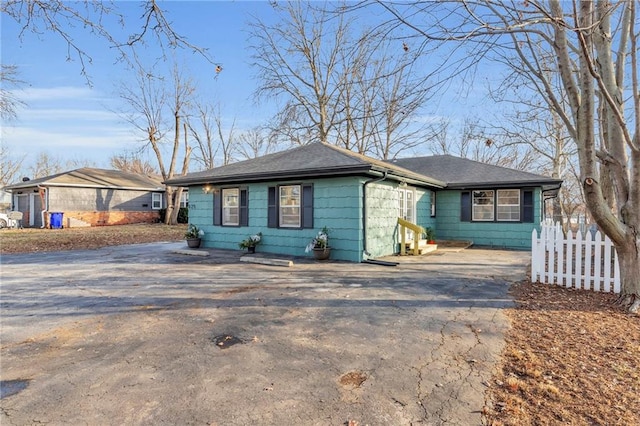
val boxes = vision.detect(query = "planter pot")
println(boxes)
[248,246,256,254]
[312,247,331,261]
[187,238,201,248]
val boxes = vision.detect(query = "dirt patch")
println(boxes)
[483,282,640,425]
[339,371,368,388]
[0,223,186,254]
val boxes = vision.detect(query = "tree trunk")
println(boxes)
[169,123,192,225]
[616,234,640,313]
[169,187,183,225]
[164,186,175,225]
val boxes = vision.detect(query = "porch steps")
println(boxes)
[403,239,438,255]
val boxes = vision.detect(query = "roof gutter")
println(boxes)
[362,170,388,261]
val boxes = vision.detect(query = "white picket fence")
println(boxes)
[531,223,621,293]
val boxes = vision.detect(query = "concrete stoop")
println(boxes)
[402,240,438,255]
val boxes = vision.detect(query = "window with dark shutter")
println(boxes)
[522,190,534,223]
[302,184,313,229]
[460,191,471,222]
[239,188,248,226]
[267,186,277,228]
[213,190,221,226]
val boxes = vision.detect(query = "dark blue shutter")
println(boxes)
[522,190,534,223]
[460,191,471,222]
[213,191,221,226]
[302,184,313,229]
[239,188,248,226]
[267,186,277,228]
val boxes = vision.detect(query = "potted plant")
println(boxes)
[305,226,330,260]
[185,224,204,248]
[424,227,436,244]
[239,232,262,253]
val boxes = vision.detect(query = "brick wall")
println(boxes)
[53,211,161,227]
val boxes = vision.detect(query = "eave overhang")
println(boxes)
[166,164,446,189]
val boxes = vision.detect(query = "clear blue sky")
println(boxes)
[1,1,282,173]
[1,1,497,176]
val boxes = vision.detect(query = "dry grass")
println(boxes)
[0,223,187,254]
[484,282,640,426]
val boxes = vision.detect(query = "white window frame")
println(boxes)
[472,190,494,221]
[279,185,301,228]
[152,192,163,210]
[497,189,520,221]
[222,188,239,226]
[180,191,189,208]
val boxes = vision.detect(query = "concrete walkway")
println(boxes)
[0,242,529,425]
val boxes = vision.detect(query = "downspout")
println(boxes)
[39,186,48,228]
[362,171,388,261]
[542,184,562,223]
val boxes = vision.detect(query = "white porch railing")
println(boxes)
[531,223,620,293]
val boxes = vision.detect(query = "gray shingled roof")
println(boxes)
[165,143,561,189]
[5,168,164,191]
[390,155,562,189]
[166,142,446,187]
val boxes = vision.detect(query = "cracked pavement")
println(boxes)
[0,242,529,425]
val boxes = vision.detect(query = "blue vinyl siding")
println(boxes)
[188,177,363,262]
[435,188,542,249]
[188,179,542,261]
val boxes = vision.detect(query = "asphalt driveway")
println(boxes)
[0,242,529,425]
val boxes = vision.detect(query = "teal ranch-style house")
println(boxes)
[165,142,562,262]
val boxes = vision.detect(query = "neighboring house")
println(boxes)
[4,168,168,228]
[166,142,562,262]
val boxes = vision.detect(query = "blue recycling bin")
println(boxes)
[49,212,64,229]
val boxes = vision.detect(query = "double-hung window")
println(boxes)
[180,192,189,208]
[222,188,239,226]
[472,190,494,221]
[462,189,533,223]
[279,185,301,228]
[267,184,313,229]
[497,189,520,221]
[214,187,248,227]
[152,193,163,210]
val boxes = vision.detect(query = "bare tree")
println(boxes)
[340,38,441,159]
[235,126,279,160]
[188,102,237,169]
[118,59,194,225]
[28,152,65,179]
[430,118,535,170]
[494,104,579,228]
[368,1,640,312]
[2,0,215,83]
[251,2,441,159]
[0,64,26,121]
[250,2,349,145]
[188,103,216,170]
[0,145,25,187]
[110,154,158,175]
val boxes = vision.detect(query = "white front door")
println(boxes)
[398,188,416,239]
